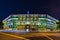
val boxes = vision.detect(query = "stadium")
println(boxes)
[3,14,59,32]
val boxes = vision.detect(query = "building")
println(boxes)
[2,14,59,32]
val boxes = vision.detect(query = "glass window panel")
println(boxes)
[40,15,47,18]
[20,15,22,17]
[20,22,22,25]
[23,17,26,21]
[30,15,33,18]
[12,18,18,20]
[33,16,38,21]
[30,18,33,21]
[23,15,26,18]
[20,17,23,21]
[12,15,18,18]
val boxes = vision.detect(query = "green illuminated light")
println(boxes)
[3,14,58,31]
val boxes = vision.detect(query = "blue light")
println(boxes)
[27,11,29,14]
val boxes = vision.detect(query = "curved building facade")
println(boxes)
[3,14,59,32]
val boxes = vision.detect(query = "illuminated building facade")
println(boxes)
[3,14,59,32]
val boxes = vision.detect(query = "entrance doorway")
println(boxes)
[25,24,38,32]
[25,24,30,32]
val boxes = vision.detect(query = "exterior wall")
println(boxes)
[3,14,59,32]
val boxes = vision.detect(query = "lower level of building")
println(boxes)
[3,24,58,32]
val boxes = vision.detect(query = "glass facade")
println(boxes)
[3,14,59,32]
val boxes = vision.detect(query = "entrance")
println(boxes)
[30,25,38,32]
[25,24,30,32]
[25,24,38,32]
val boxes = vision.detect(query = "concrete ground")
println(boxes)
[0,32,60,40]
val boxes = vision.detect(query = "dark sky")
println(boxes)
[0,0,60,21]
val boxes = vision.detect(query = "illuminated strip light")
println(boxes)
[2,15,11,23]
[47,23,54,26]
[48,19,52,21]
[48,19,56,23]
[47,22,54,24]
[47,23,53,26]
[41,14,46,17]
[4,15,11,21]
[7,19,11,21]
[12,15,19,17]
[3,20,6,23]
[48,15,58,22]
[13,15,18,16]
[50,22,54,24]
[39,18,47,19]
[51,17,58,22]
[12,18,18,20]
[56,20,59,22]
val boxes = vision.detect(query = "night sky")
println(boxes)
[0,0,60,21]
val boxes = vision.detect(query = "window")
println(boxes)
[30,18,33,21]
[39,15,47,18]
[23,18,26,21]
[20,17,23,21]
[11,15,18,18]
[33,16,38,21]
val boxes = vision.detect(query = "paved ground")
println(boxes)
[0,33,24,40]
[0,32,60,40]
[27,36,50,40]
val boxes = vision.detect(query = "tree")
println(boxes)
[0,22,3,29]
[56,20,60,29]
